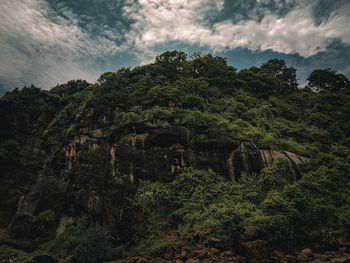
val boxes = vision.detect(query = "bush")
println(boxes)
[73,225,113,263]
[131,234,169,257]
[40,219,112,262]
[38,210,56,223]
[248,212,292,241]
[0,246,36,263]
[136,168,253,249]
[339,206,350,236]
[258,158,294,193]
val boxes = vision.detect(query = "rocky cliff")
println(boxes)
[1,104,310,248]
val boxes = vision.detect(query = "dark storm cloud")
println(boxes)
[214,0,299,24]
[312,0,349,24]
[46,0,133,44]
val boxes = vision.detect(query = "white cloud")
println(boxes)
[124,0,350,58]
[0,0,121,90]
[0,0,349,91]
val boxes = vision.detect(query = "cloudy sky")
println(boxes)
[1,0,350,95]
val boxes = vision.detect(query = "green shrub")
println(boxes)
[0,246,37,263]
[339,206,350,236]
[135,158,339,249]
[136,169,254,249]
[182,94,204,110]
[179,201,256,248]
[258,158,295,193]
[73,225,113,263]
[40,219,112,262]
[131,234,169,257]
[248,212,292,241]
[61,124,75,139]
[38,210,56,223]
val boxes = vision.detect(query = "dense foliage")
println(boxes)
[1,51,349,157]
[136,153,350,252]
[0,219,113,263]
[307,68,350,92]
[1,50,350,259]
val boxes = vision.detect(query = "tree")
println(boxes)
[238,59,298,98]
[155,50,187,81]
[73,225,113,263]
[184,54,238,94]
[50,80,90,96]
[155,50,187,65]
[97,72,116,84]
[307,68,349,92]
[260,58,298,90]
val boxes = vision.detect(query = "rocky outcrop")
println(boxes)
[1,108,309,246]
[113,125,309,182]
[241,240,270,263]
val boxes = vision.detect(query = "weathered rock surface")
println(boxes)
[241,240,270,262]
[297,252,308,262]
[0,107,309,245]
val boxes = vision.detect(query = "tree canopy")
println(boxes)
[307,68,349,92]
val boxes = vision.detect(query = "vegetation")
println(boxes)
[0,219,113,263]
[307,68,350,92]
[41,219,112,262]
[1,52,349,155]
[135,153,350,251]
[0,50,349,260]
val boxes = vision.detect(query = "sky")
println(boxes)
[1,0,350,95]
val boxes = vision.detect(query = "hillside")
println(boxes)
[0,51,350,263]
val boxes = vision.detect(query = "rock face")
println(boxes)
[0,108,309,245]
[241,240,270,263]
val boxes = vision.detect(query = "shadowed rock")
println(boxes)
[2,112,309,244]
